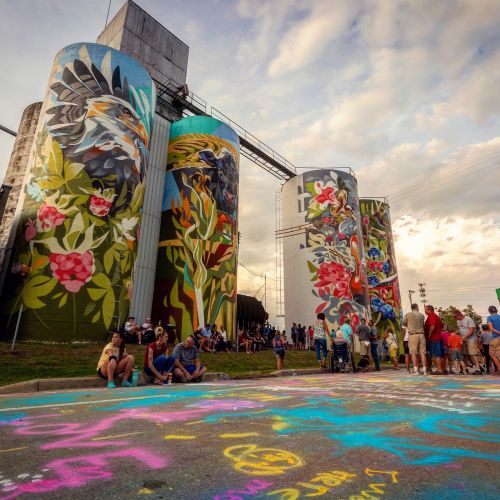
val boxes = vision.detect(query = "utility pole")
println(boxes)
[408,289,415,305]
[418,283,427,306]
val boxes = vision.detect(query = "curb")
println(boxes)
[0,371,231,395]
[0,366,396,395]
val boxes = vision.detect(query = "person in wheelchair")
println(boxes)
[330,330,351,373]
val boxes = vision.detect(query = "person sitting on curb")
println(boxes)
[143,328,176,385]
[96,332,135,388]
[172,335,207,383]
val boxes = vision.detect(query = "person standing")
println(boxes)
[479,324,492,374]
[313,313,329,369]
[384,327,399,370]
[273,330,286,370]
[424,305,445,375]
[291,323,298,349]
[357,318,372,366]
[402,325,411,373]
[403,304,427,375]
[454,309,481,375]
[368,319,381,371]
[487,305,500,372]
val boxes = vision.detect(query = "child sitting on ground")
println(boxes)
[448,329,467,374]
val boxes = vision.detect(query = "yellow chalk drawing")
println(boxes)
[138,488,153,495]
[164,434,196,440]
[224,444,303,476]
[311,471,357,487]
[91,431,144,441]
[364,468,398,484]
[185,420,205,426]
[220,432,260,438]
[297,482,329,496]
[267,488,300,500]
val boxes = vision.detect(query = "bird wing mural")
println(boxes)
[46,45,150,206]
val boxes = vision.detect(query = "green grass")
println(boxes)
[0,342,320,386]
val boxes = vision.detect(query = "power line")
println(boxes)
[387,149,500,201]
[389,153,500,203]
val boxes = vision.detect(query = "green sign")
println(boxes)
[496,288,500,302]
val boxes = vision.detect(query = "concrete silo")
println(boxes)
[359,198,402,333]
[153,116,240,340]
[282,169,369,332]
[2,43,156,340]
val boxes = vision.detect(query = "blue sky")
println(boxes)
[0,0,499,324]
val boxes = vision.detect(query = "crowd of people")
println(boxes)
[97,304,500,388]
[402,304,500,376]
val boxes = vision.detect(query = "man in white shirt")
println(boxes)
[124,316,142,345]
[454,309,481,375]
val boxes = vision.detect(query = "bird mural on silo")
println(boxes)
[45,45,152,209]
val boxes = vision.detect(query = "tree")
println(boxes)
[437,304,482,331]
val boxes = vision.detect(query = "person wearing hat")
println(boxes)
[124,316,142,344]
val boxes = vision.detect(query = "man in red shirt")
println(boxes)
[424,305,445,375]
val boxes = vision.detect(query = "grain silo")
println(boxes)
[359,198,403,333]
[153,116,240,340]
[2,43,156,340]
[282,169,369,333]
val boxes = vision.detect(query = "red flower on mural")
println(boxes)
[89,195,113,217]
[37,203,65,231]
[367,261,384,271]
[49,251,95,293]
[315,261,352,299]
[315,186,337,205]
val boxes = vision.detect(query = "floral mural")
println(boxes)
[301,169,369,330]
[2,43,155,340]
[153,116,239,340]
[359,198,402,332]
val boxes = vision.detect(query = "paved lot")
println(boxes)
[0,372,498,499]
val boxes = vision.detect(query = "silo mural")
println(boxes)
[359,198,402,332]
[153,116,239,340]
[282,169,369,332]
[2,43,155,340]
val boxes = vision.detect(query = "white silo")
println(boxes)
[282,169,369,333]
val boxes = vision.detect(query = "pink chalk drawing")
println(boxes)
[213,479,273,500]
[8,400,264,450]
[0,448,167,499]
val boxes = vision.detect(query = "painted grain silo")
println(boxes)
[153,116,240,341]
[1,43,156,340]
[359,198,402,333]
[282,169,369,332]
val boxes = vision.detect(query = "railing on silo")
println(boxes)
[154,79,297,181]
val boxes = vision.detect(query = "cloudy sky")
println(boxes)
[0,0,499,325]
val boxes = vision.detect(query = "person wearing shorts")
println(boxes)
[448,331,466,374]
[273,331,286,370]
[425,305,445,375]
[454,309,481,374]
[403,326,411,373]
[487,306,500,372]
[403,304,427,375]
[357,318,371,361]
